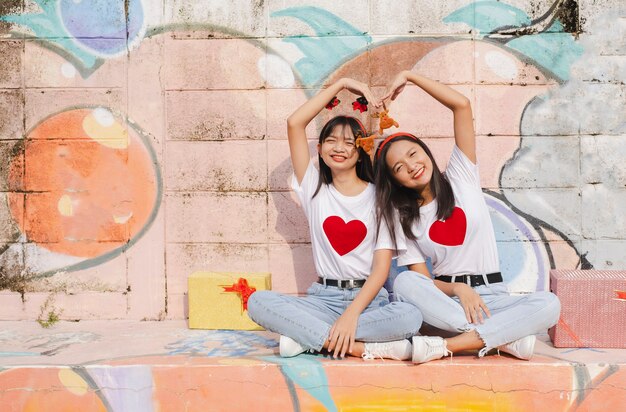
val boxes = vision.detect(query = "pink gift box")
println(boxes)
[549,269,626,348]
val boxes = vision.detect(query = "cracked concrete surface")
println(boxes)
[0,321,624,410]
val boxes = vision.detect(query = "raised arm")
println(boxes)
[287,78,380,184]
[383,71,476,163]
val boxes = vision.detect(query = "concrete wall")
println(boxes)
[0,0,623,320]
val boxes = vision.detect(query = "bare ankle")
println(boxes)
[446,330,484,353]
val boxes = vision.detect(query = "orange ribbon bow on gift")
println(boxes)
[222,278,257,311]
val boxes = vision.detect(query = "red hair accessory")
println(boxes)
[325,96,340,110]
[353,117,367,135]
[352,96,368,113]
[375,132,419,160]
[222,278,257,312]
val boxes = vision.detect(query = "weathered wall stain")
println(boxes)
[0,0,21,35]
[0,0,622,319]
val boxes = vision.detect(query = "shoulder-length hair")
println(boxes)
[374,134,454,246]
[313,116,374,198]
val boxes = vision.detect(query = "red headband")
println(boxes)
[375,132,419,159]
[353,117,367,136]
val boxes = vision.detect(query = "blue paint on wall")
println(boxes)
[444,1,531,33]
[166,330,278,357]
[444,1,583,80]
[506,21,583,81]
[271,6,371,87]
[263,354,337,412]
[59,0,144,54]
[0,0,145,69]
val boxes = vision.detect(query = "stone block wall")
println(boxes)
[0,0,623,319]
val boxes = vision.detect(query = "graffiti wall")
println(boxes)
[0,0,623,319]
[1,323,625,411]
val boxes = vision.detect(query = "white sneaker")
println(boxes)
[412,336,452,364]
[497,335,536,360]
[279,335,309,357]
[362,339,412,361]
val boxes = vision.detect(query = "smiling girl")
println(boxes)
[247,78,421,360]
[374,71,561,363]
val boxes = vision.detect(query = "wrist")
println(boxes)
[343,304,361,316]
[337,78,348,91]
[451,283,463,295]
[405,70,420,83]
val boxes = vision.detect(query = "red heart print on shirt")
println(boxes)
[428,207,467,246]
[323,216,367,256]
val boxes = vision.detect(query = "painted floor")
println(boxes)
[1,321,625,411]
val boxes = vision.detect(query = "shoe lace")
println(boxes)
[427,338,452,360]
[494,339,518,357]
[362,342,393,361]
[478,346,492,357]
[361,352,384,361]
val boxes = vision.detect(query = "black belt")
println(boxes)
[438,272,503,287]
[317,277,366,289]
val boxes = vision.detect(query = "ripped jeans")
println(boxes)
[393,271,561,355]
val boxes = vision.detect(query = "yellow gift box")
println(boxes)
[188,272,271,330]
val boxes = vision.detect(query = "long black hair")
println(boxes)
[374,134,455,246]
[312,115,374,198]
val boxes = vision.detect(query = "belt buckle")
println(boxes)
[470,276,479,287]
[345,279,355,290]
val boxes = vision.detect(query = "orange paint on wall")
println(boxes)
[322,360,576,412]
[7,108,158,258]
[0,368,107,412]
[151,363,294,411]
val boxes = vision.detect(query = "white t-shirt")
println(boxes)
[292,162,402,280]
[397,146,500,277]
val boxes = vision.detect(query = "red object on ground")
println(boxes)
[549,269,626,348]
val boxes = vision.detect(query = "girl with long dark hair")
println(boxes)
[248,78,421,360]
[374,71,560,363]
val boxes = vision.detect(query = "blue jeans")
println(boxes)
[394,271,561,354]
[248,282,423,351]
